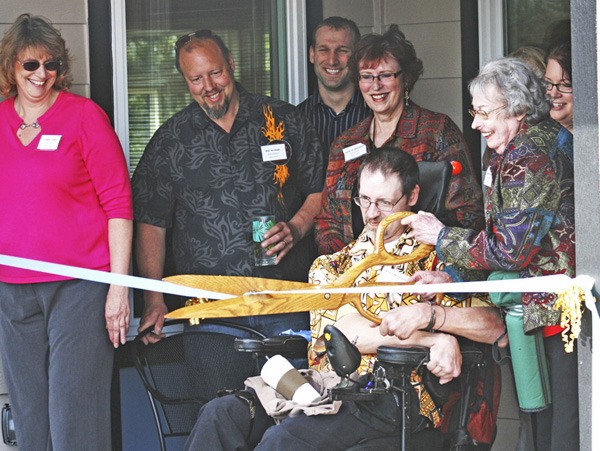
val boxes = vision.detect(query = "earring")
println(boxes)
[404,89,410,107]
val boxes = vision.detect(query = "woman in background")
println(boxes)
[0,14,132,449]
[509,45,547,80]
[545,42,573,134]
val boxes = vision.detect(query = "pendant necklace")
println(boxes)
[19,121,40,130]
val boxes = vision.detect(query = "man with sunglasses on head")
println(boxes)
[131,30,324,344]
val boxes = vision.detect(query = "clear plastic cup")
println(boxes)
[252,215,277,266]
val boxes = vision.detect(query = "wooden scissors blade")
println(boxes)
[165,290,354,320]
[164,274,315,297]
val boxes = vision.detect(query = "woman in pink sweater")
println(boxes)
[0,14,132,450]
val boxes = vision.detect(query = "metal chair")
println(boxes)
[130,319,266,451]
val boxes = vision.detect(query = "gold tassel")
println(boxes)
[553,285,585,353]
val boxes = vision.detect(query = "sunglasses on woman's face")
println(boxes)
[18,59,61,72]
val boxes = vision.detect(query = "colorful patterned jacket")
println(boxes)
[314,102,484,256]
[437,119,575,332]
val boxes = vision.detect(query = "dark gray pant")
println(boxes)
[532,333,580,451]
[184,391,444,450]
[0,280,114,451]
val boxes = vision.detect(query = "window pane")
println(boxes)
[125,0,283,174]
[505,0,570,53]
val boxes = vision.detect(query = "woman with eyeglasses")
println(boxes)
[545,41,573,166]
[315,25,483,256]
[405,57,577,451]
[0,14,132,449]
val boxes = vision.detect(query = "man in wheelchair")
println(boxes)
[185,148,507,450]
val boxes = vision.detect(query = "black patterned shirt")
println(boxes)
[132,85,324,281]
[297,89,371,161]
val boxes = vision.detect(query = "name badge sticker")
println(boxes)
[483,167,493,187]
[342,143,368,162]
[37,135,62,151]
[261,143,287,162]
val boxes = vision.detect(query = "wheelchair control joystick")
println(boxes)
[323,325,389,401]
[323,324,361,379]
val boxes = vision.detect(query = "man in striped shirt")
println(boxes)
[298,16,371,162]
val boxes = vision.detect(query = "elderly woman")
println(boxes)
[545,42,573,149]
[482,46,549,172]
[404,58,577,451]
[0,14,132,449]
[314,25,483,256]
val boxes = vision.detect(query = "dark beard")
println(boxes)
[204,94,230,120]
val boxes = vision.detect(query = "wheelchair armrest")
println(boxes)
[377,346,430,366]
[377,344,484,367]
[234,335,308,358]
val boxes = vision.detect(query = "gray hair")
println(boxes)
[469,57,550,124]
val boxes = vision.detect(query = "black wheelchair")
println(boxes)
[234,324,493,451]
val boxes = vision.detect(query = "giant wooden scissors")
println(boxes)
[165,212,433,324]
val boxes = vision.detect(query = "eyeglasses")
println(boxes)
[468,104,506,120]
[358,70,402,84]
[545,81,573,93]
[175,29,214,51]
[18,59,61,72]
[353,194,405,212]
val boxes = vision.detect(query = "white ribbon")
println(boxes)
[253,274,591,296]
[0,254,233,300]
[0,254,595,301]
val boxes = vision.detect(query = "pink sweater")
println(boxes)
[0,91,133,283]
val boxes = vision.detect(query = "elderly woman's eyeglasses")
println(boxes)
[18,60,61,72]
[353,194,405,212]
[175,29,214,50]
[545,81,573,93]
[358,70,402,84]
[468,105,506,120]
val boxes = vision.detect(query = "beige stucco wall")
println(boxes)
[323,0,464,130]
[0,0,90,98]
